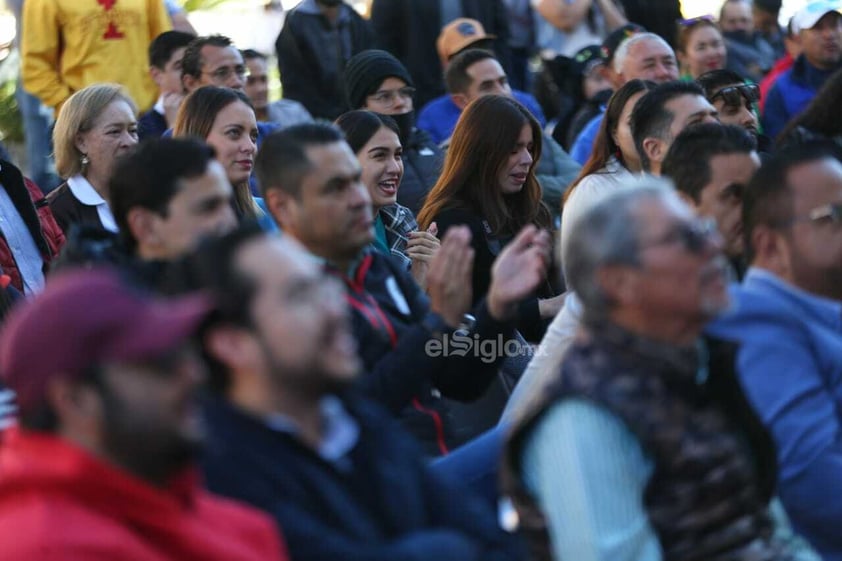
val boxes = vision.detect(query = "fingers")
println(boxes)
[406,231,440,252]
[427,221,438,237]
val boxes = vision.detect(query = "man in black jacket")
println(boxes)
[256,122,551,455]
[191,223,524,561]
[276,0,374,120]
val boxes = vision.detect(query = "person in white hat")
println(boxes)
[762,0,842,139]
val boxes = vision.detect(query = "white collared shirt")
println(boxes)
[67,175,118,233]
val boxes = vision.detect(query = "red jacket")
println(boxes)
[0,428,290,561]
[759,53,794,113]
[0,161,64,293]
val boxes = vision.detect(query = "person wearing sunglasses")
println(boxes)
[343,50,443,216]
[707,142,842,561]
[503,180,810,561]
[697,69,772,154]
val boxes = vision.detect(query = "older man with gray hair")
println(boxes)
[570,32,681,163]
[501,180,812,561]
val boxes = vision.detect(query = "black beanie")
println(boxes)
[344,49,415,109]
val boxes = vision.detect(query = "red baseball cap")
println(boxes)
[0,268,211,415]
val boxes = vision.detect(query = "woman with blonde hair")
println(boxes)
[48,84,138,234]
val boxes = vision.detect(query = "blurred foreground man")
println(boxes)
[193,225,523,561]
[0,269,289,561]
[503,180,813,561]
[707,142,842,561]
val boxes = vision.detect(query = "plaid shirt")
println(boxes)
[378,203,417,270]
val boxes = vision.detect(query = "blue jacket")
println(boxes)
[202,395,522,561]
[762,55,840,140]
[417,91,546,145]
[706,268,842,561]
[569,111,604,165]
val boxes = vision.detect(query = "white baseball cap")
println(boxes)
[792,0,842,33]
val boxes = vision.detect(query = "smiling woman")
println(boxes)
[173,86,261,222]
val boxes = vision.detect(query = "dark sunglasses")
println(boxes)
[711,84,760,107]
[639,218,719,255]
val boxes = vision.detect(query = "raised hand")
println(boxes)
[425,225,473,328]
[407,222,440,290]
[487,225,552,322]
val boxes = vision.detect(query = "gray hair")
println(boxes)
[613,32,674,74]
[565,176,677,324]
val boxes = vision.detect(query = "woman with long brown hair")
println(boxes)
[417,95,558,341]
[560,79,655,263]
[173,86,263,224]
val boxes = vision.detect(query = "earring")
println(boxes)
[81,154,90,166]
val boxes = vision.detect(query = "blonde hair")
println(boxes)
[53,84,137,179]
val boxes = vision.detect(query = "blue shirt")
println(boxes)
[0,184,44,294]
[570,111,604,165]
[417,90,547,145]
[706,268,842,561]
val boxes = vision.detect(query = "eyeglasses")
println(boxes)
[203,65,249,83]
[368,86,416,108]
[791,202,842,226]
[711,84,760,107]
[639,217,719,255]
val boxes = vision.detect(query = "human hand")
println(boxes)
[163,91,186,126]
[408,222,440,290]
[488,225,551,322]
[425,225,473,327]
[538,292,567,319]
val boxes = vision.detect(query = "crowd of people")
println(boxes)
[0,0,841,560]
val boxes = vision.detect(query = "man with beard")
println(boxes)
[0,268,289,561]
[502,180,808,561]
[707,142,842,561]
[763,1,842,139]
[662,123,760,279]
[194,225,523,561]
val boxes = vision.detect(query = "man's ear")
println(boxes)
[45,376,103,436]
[126,207,162,252]
[149,65,163,87]
[596,264,637,307]
[181,73,199,93]
[204,325,259,373]
[642,137,665,168]
[750,225,791,275]
[450,93,469,111]
[264,187,296,232]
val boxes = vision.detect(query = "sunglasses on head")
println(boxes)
[677,14,715,27]
[711,83,760,107]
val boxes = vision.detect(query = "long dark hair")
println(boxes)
[778,67,842,142]
[417,95,551,236]
[565,79,656,204]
